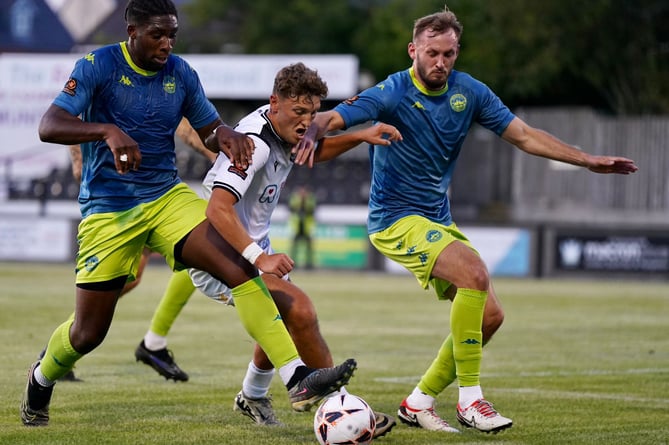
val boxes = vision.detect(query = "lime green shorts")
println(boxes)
[75,183,207,284]
[369,215,476,299]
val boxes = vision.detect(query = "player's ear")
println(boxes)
[127,24,136,39]
[408,41,416,60]
[269,94,279,114]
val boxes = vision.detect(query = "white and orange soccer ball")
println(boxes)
[314,394,376,445]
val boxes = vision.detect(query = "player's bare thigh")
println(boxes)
[432,240,489,291]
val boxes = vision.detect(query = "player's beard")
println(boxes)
[416,63,448,91]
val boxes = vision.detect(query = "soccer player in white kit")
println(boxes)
[188,62,401,434]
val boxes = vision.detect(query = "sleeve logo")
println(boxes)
[62,78,77,96]
[227,165,248,180]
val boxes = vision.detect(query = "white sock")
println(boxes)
[242,361,275,399]
[278,358,306,386]
[458,385,483,408]
[33,365,56,387]
[406,387,435,409]
[143,331,167,351]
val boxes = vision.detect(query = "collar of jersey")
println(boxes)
[409,67,448,96]
[120,42,158,76]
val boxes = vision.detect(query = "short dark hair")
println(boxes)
[124,0,178,25]
[413,5,463,41]
[273,63,328,100]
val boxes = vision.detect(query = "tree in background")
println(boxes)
[183,0,669,115]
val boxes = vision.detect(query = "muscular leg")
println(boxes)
[402,241,491,413]
[177,221,300,371]
[417,281,504,397]
[39,282,124,382]
[250,274,333,371]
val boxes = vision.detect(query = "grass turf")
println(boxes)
[1,262,667,444]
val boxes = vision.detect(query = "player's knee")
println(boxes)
[467,262,490,291]
[69,326,108,354]
[288,304,319,333]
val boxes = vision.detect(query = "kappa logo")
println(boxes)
[412,101,426,110]
[119,75,134,87]
[461,338,481,345]
[84,53,95,64]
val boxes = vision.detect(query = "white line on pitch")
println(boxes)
[375,367,669,384]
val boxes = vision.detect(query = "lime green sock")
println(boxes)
[451,288,487,387]
[417,334,457,397]
[232,277,299,368]
[149,270,195,336]
[40,317,83,381]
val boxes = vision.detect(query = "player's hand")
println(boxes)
[586,155,638,174]
[255,252,294,278]
[105,126,141,174]
[215,125,255,170]
[360,123,403,146]
[292,124,319,167]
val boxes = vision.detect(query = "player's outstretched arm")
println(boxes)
[292,111,346,167]
[501,117,638,175]
[314,123,402,163]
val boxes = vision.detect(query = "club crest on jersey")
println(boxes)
[227,165,248,180]
[450,94,467,112]
[63,78,77,96]
[163,76,176,94]
[426,229,443,243]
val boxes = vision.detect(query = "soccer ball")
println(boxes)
[314,394,376,445]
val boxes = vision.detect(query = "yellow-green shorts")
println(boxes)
[75,183,207,284]
[369,215,477,299]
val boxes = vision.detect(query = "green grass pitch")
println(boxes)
[1,262,667,444]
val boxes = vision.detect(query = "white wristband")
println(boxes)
[242,242,263,265]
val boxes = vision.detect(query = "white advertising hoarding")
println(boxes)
[0,217,73,261]
[0,53,359,179]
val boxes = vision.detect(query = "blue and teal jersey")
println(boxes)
[52,42,218,217]
[334,67,515,234]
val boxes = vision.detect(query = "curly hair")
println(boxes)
[273,63,328,101]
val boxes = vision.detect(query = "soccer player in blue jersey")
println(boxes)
[296,5,638,434]
[20,0,356,427]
